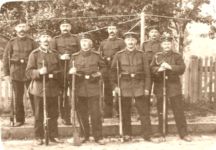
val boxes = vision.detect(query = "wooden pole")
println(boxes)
[140,11,145,47]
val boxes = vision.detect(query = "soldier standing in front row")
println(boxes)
[26,30,62,145]
[50,19,80,125]
[98,22,125,118]
[3,20,37,127]
[111,32,152,142]
[69,33,106,145]
[150,34,192,142]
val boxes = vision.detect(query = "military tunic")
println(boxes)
[111,48,151,97]
[151,50,185,97]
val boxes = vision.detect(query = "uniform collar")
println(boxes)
[17,36,27,40]
[125,48,137,54]
[80,49,92,57]
[61,33,71,37]
[108,36,117,41]
[162,50,173,56]
[39,47,52,53]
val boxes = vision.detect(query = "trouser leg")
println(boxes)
[12,80,25,123]
[25,81,35,115]
[47,97,59,138]
[88,96,103,140]
[156,96,168,135]
[77,97,90,139]
[104,78,113,118]
[34,96,44,139]
[169,95,188,138]
[135,96,152,139]
[121,97,132,136]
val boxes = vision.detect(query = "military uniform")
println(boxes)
[50,32,79,123]
[150,50,188,138]
[98,37,125,117]
[3,36,37,124]
[111,48,152,139]
[26,47,61,140]
[70,49,106,141]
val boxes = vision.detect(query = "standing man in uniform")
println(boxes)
[3,20,37,127]
[69,33,106,145]
[98,22,125,118]
[26,30,62,145]
[151,34,192,142]
[50,19,80,125]
[111,32,152,141]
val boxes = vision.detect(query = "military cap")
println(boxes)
[38,29,52,36]
[160,35,173,42]
[79,33,92,40]
[108,21,118,27]
[146,25,160,33]
[123,32,139,39]
[59,19,71,25]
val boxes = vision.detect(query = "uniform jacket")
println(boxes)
[111,48,151,97]
[26,48,61,97]
[150,50,185,97]
[98,37,125,68]
[142,39,161,64]
[50,33,80,55]
[3,36,38,81]
[70,49,107,97]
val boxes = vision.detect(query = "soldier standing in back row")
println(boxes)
[50,19,80,125]
[150,34,192,142]
[26,30,62,145]
[98,22,125,118]
[111,32,152,142]
[69,33,106,145]
[3,20,37,127]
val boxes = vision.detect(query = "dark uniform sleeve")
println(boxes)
[110,53,118,89]
[26,52,40,80]
[3,41,12,76]
[143,53,151,90]
[98,55,107,77]
[32,40,39,50]
[50,38,57,51]
[119,39,126,50]
[168,54,186,75]
[141,42,145,52]
[150,55,160,75]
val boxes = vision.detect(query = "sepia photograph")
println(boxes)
[0,0,216,149]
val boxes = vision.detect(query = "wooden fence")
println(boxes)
[183,55,216,103]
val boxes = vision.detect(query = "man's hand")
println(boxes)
[144,90,150,95]
[113,87,120,96]
[158,66,166,72]
[161,62,172,70]
[92,72,102,78]
[60,54,70,60]
[39,67,47,75]
[69,67,77,75]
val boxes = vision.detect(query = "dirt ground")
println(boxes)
[1,135,216,150]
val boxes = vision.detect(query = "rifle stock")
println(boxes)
[116,60,123,137]
[162,71,167,137]
[71,60,81,146]
[42,60,49,146]
[62,60,67,107]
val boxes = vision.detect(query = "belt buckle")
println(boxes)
[131,73,135,78]
[85,75,90,79]
[20,59,24,64]
[48,74,53,78]
[106,57,111,61]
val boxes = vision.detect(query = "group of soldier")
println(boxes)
[2,18,192,145]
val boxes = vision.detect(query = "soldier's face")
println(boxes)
[124,37,137,49]
[60,23,71,34]
[148,29,159,40]
[80,39,92,51]
[39,35,52,47]
[161,41,172,52]
[15,23,28,36]
[107,26,117,36]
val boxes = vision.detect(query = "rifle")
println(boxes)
[42,60,49,146]
[99,77,105,122]
[162,70,167,137]
[8,51,15,126]
[115,60,123,139]
[71,60,81,146]
[62,60,67,108]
